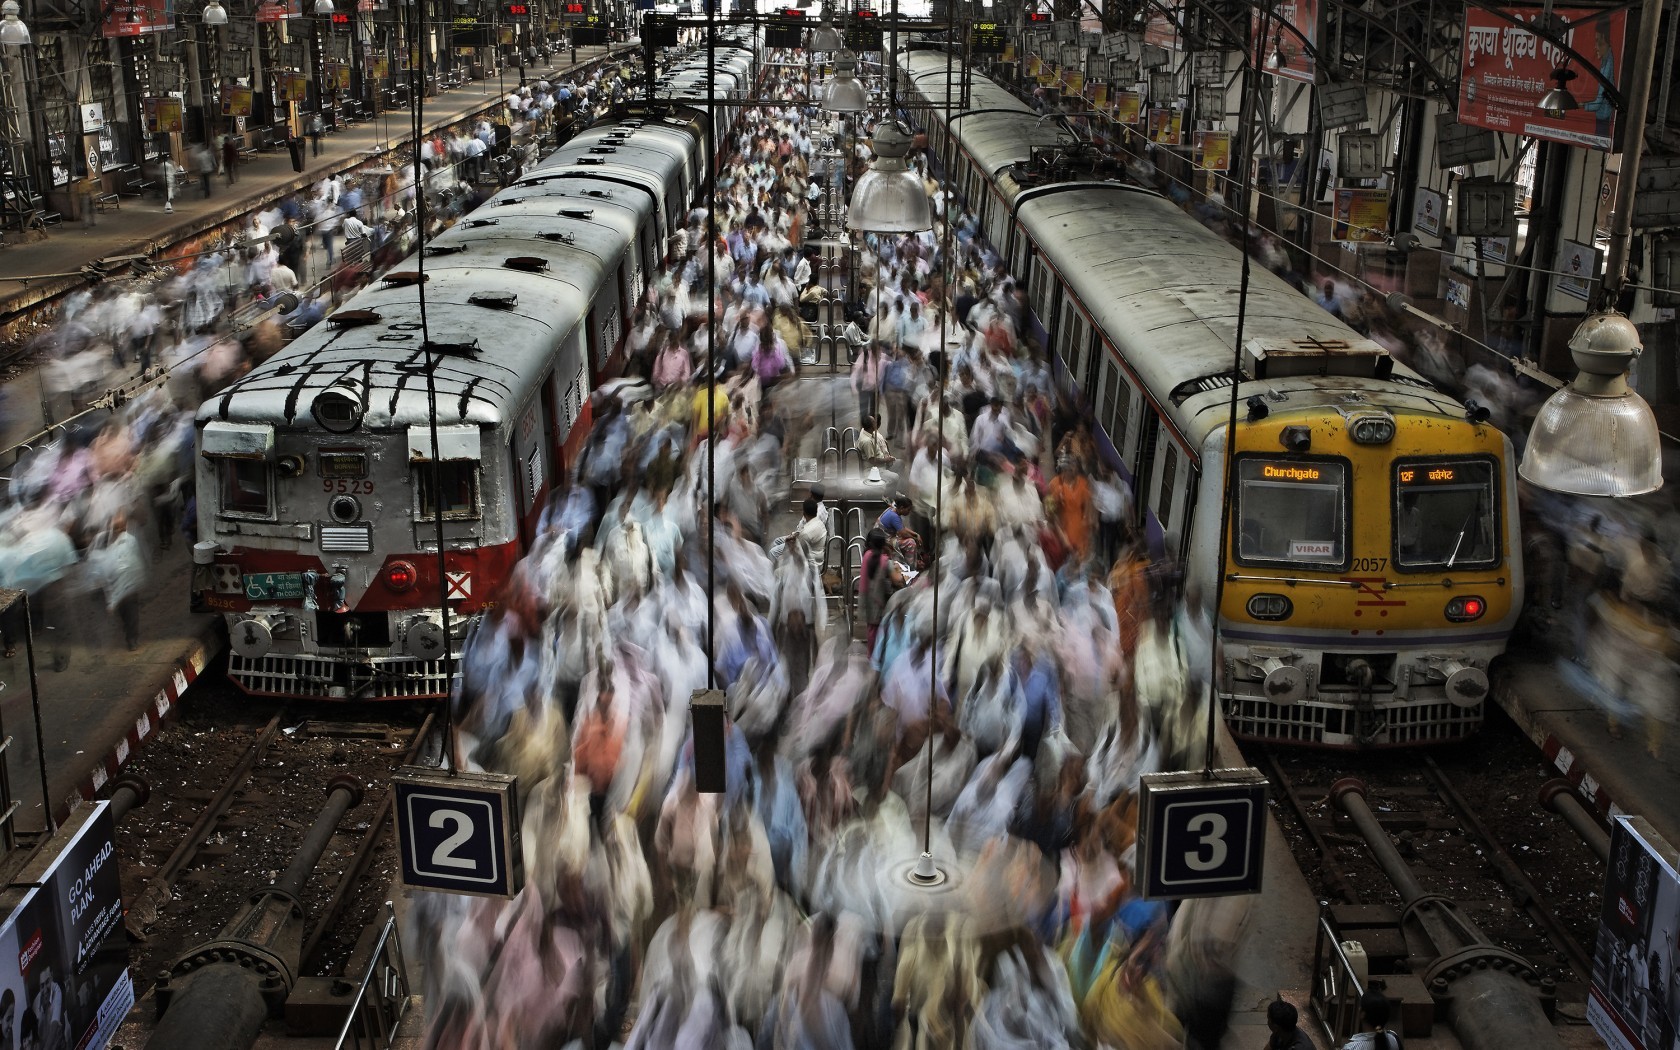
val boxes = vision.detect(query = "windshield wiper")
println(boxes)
[1443,501,1481,570]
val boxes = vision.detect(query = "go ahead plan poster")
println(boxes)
[0,804,132,1050]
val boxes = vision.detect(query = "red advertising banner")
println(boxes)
[1458,6,1629,151]
[101,0,173,37]
[255,0,303,21]
[1251,0,1319,84]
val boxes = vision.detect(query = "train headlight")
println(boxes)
[312,387,364,434]
[384,560,418,593]
[329,494,361,524]
[1246,593,1294,620]
[1444,596,1486,621]
[1349,414,1395,444]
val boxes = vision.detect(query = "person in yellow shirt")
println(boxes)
[691,382,729,442]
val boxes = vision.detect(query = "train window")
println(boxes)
[1098,359,1118,439]
[416,463,480,520]
[1393,459,1499,571]
[1112,369,1133,454]
[1234,457,1349,570]
[220,460,272,517]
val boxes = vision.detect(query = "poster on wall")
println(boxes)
[1458,6,1630,151]
[222,86,254,117]
[1414,186,1444,237]
[1147,107,1182,145]
[101,0,174,36]
[1112,90,1141,124]
[1555,238,1602,302]
[0,805,134,1050]
[1588,817,1679,1050]
[142,96,184,134]
[1195,130,1231,170]
[1251,0,1319,83]
[1332,188,1390,242]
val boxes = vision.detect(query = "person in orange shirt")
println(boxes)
[573,681,624,829]
[1048,458,1095,563]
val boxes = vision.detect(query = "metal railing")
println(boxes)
[1310,910,1368,1047]
[334,902,412,1050]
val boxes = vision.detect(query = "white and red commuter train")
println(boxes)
[192,38,757,700]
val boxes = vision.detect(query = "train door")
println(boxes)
[1095,353,1136,484]
[512,398,552,551]
[1054,294,1093,396]
[1028,253,1058,345]
[1141,424,1194,557]
[551,326,589,466]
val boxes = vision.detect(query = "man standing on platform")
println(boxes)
[220,134,239,185]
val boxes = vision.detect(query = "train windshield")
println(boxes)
[1235,458,1347,569]
[1394,459,1499,570]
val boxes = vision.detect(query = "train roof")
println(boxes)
[903,50,1045,179]
[200,124,694,434]
[1016,185,1465,444]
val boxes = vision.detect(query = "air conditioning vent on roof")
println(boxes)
[470,291,519,309]
[584,189,613,199]
[381,271,429,286]
[538,231,576,244]
[423,244,466,256]
[560,208,594,220]
[465,218,499,228]
[576,157,605,165]
[329,309,382,327]
[1242,338,1392,380]
[503,256,549,272]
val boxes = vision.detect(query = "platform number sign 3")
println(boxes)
[1138,769,1269,899]
[393,768,523,898]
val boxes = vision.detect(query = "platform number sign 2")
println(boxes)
[1138,769,1269,899]
[393,767,524,898]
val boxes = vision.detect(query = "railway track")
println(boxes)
[113,676,436,995]
[1251,710,1605,991]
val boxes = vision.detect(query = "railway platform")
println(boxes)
[1494,641,1680,852]
[0,41,638,328]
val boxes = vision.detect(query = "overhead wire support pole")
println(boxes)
[1203,16,1267,780]
[704,0,715,691]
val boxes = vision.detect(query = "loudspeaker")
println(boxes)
[691,689,727,794]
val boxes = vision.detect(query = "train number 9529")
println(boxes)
[1350,557,1388,573]
[323,479,376,494]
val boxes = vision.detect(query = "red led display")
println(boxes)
[780,7,803,14]
[329,11,349,23]
[564,2,585,12]
[504,2,529,13]
[1026,11,1050,21]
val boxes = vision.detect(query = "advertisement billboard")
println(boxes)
[1333,188,1391,242]
[1251,0,1318,83]
[1589,816,1679,1050]
[0,804,133,1050]
[1458,6,1630,151]
[143,96,184,134]
[101,0,173,36]
[255,0,303,21]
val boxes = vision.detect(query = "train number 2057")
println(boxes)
[1351,557,1387,572]
[323,479,376,494]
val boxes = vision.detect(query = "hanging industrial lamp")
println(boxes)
[1537,67,1578,117]
[0,0,30,44]
[811,17,844,51]
[846,121,932,233]
[821,51,869,113]
[313,0,334,13]
[1519,311,1662,496]
[202,0,228,24]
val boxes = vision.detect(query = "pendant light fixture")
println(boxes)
[821,51,868,113]
[846,121,931,232]
[811,17,843,51]
[313,0,334,14]
[1519,312,1661,496]
[202,0,228,25]
[1537,67,1578,117]
[0,0,30,44]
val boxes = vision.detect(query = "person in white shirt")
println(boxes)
[340,211,374,246]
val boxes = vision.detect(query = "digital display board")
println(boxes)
[971,21,1007,55]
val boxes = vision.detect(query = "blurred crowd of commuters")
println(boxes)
[415,60,1236,1050]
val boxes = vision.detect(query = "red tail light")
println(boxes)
[1444,596,1485,621]
[384,561,418,592]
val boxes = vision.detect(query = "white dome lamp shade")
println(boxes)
[822,51,869,113]
[313,0,334,14]
[0,1,31,45]
[202,0,228,23]
[811,18,844,51]
[1520,311,1663,497]
[846,121,931,234]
